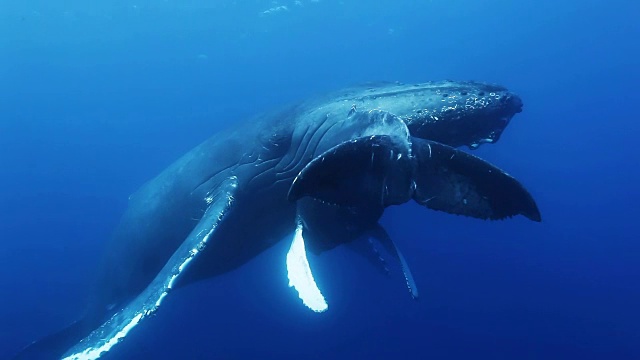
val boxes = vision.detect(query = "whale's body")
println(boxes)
[15,81,539,359]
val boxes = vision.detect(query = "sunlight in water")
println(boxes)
[286,221,328,313]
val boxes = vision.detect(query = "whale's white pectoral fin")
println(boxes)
[286,221,328,313]
[61,177,238,360]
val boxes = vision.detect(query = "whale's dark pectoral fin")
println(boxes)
[411,138,541,222]
[370,225,419,299]
[346,238,390,276]
[288,135,413,207]
[60,177,238,360]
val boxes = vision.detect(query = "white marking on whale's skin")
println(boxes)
[286,220,328,313]
[64,312,145,360]
[392,244,419,299]
[61,178,238,360]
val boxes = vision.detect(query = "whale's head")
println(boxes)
[289,81,533,247]
[287,82,540,311]
[385,80,524,149]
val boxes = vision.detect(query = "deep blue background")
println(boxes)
[1,1,639,359]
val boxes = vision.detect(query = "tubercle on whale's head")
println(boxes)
[399,80,524,149]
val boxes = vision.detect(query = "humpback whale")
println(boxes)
[15,80,540,359]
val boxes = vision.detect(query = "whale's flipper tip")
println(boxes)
[411,139,541,222]
[370,225,419,300]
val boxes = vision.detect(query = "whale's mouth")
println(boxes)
[468,137,497,149]
[403,88,523,150]
[462,100,524,150]
[467,115,511,149]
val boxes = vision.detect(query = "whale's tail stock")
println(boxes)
[13,177,239,360]
[12,316,99,360]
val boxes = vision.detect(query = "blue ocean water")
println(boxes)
[1,0,639,359]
